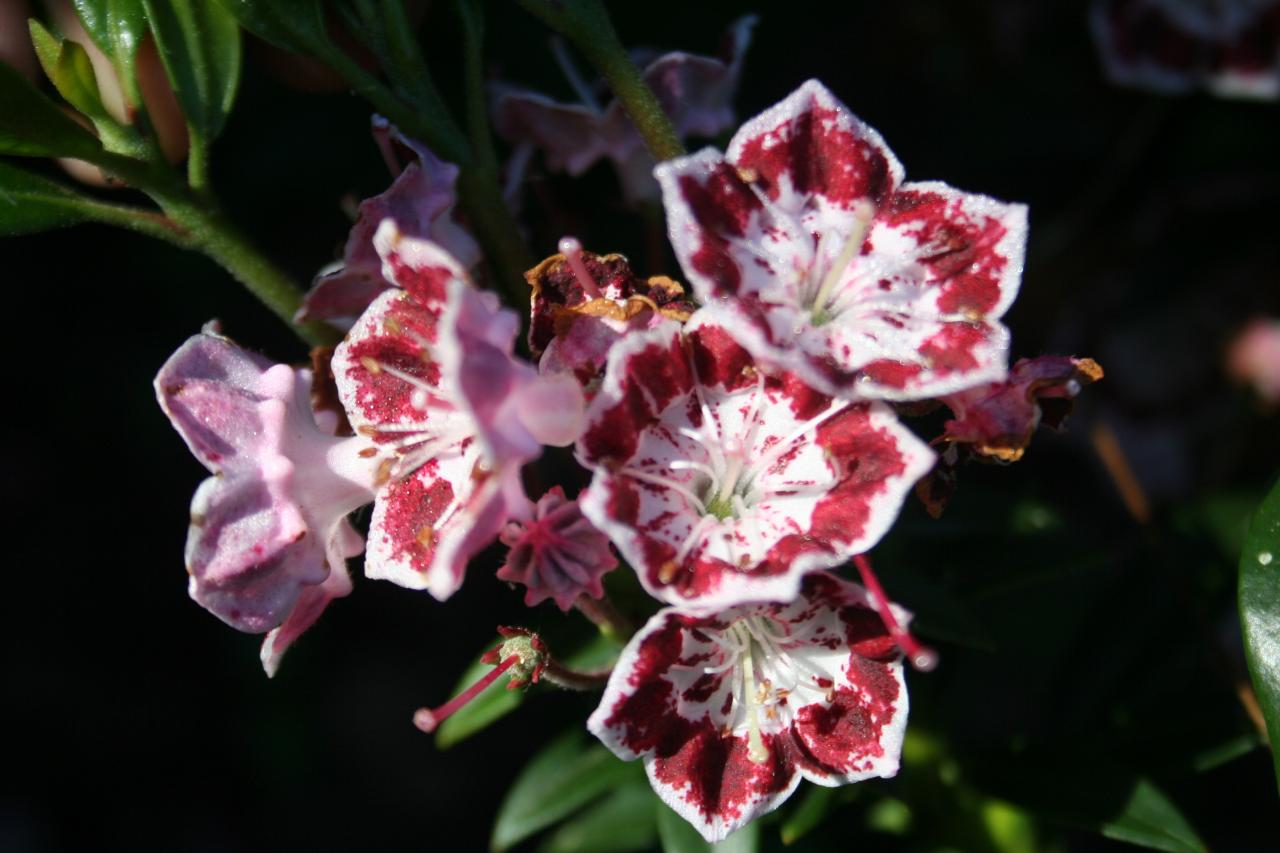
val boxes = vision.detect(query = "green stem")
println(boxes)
[456,0,500,175]
[166,202,338,347]
[187,130,210,193]
[516,0,685,163]
[90,150,336,348]
[458,165,534,305]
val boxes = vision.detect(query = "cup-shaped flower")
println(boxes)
[1091,0,1280,99]
[589,572,909,842]
[493,16,757,203]
[497,487,619,611]
[331,223,584,599]
[576,306,934,611]
[657,79,1028,403]
[527,239,692,392]
[299,117,480,324]
[155,329,378,672]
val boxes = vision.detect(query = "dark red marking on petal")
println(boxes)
[735,105,894,206]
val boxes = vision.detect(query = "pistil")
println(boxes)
[735,625,770,764]
[559,236,603,299]
[413,654,520,733]
[809,201,874,325]
[853,554,938,671]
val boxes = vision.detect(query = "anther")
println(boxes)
[853,554,938,672]
[558,236,603,300]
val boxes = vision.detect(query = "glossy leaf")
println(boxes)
[1100,779,1206,853]
[539,780,658,853]
[72,0,148,105]
[1239,474,1280,791]
[0,62,103,158]
[211,0,329,54]
[656,802,761,852]
[0,162,94,234]
[492,730,642,852]
[142,0,241,142]
[29,21,109,121]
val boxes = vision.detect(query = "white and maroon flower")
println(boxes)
[156,328,377,673]
[528,237,693,393]
[657,79,1027,403]
[576,307,934,611]
[332,223,584,599]
[1091,0,1280,99]
[496,487,619,611]
[589,572,909,842]
[298,117,481,324]
[493,15,756,203]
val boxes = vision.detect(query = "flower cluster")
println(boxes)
[157,79,1096,841]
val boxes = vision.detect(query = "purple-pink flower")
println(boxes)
[155,327,376,673]
[493,16,757,203]
[330,223,584,599]
[298,117,480,324]
[497,487,619,611]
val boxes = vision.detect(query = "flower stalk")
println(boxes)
[514,0,685,163]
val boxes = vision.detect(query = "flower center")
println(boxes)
[711,615,833,764]
[805,200,875,326]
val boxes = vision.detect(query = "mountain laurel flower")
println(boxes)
[298,117,481,324]
[493,16,757,203]
[576,306,934,611]
[331,223,585,600]
[528,237,693,392]
[155,328,379,673]
[589,572,909,843]
[1091,0,1280,99]
[497,486,620,611]
[657,79,1027,403]
[938,355,1105,462]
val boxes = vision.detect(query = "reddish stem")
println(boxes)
[558,236,603,299]
[413,655,519,733]
[853,555,938,672]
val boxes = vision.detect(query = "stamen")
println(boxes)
[413,654,519,733]
[810,201,875,325]
[853,554,939,672]
[620,467,708,515]
[558,236,603,299]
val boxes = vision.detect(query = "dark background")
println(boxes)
[4,1,1279,850]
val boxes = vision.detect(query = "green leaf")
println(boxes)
[29,21,110,121]
[142,0,241,142]
[655,802,760,853]
[1239,474,1280,791]
[492,730,642,852]
[72,0,148,106]
[0,161,94,234]
[0,62,103,159]
[211,0,329,54]
[779,784,834,846]
[1100,779,1206,853]
[433,640,524,750]
[539,780,658,853]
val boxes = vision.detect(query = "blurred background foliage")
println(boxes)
[2,0,1278,850]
